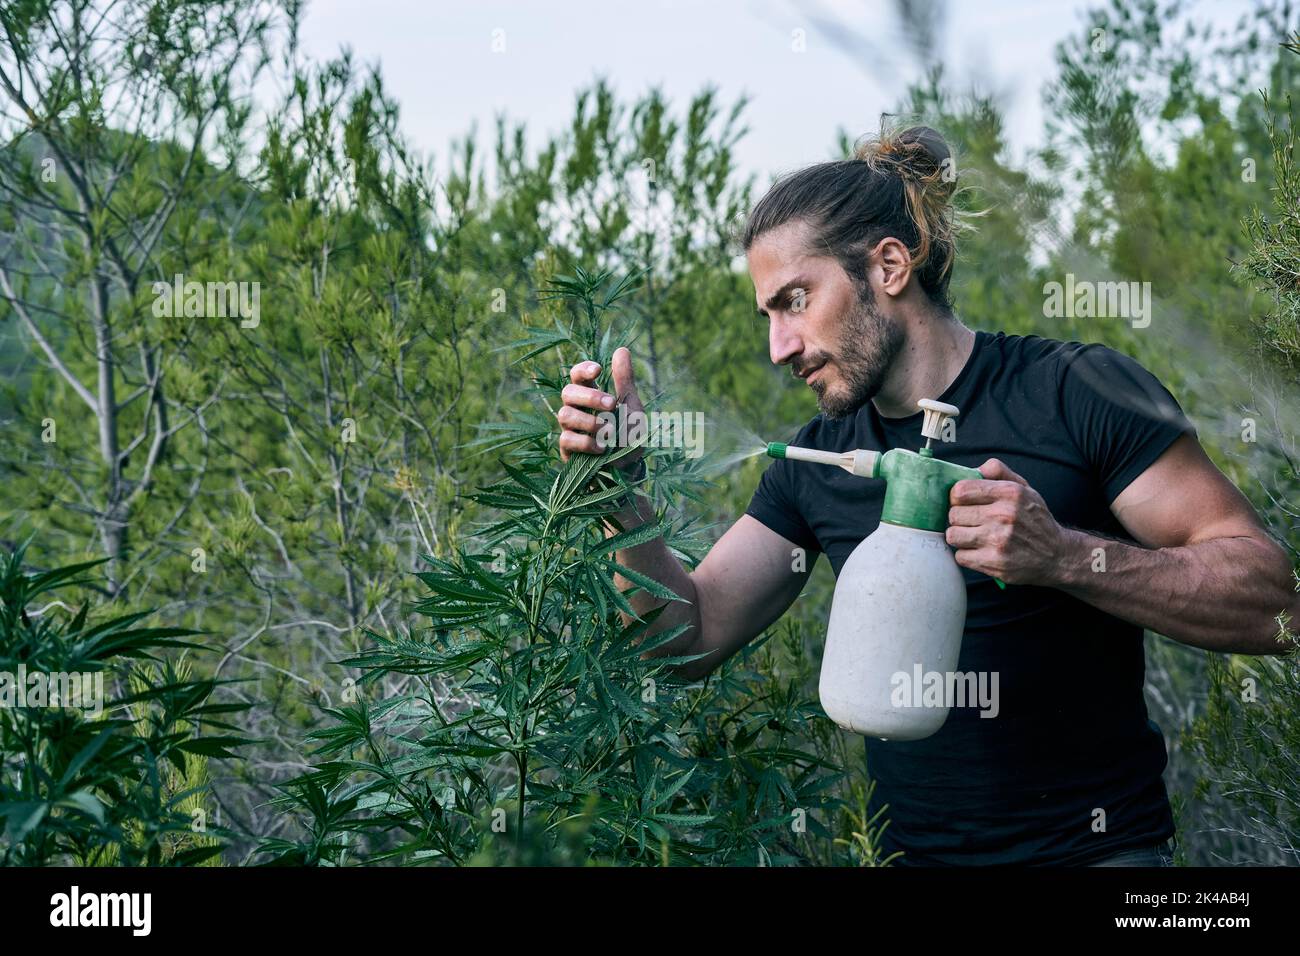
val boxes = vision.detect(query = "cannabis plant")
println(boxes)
[0,540,251,865]
[260,267,868,866]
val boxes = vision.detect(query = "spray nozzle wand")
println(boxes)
[765,442,880,477]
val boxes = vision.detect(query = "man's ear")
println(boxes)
[872,237,913,298]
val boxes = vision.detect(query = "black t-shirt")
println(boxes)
[746,330,1195,865]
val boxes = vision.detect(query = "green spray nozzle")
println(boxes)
[768,443,974,530]
[765,399,1006,588]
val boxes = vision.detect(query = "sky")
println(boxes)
[288,0,1255,185]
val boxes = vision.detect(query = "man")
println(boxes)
[554,126,1299,866]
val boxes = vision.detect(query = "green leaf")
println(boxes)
[597,520,665,554]
[1,802,48,843]
[650,767,696,810]
[58,727,117,787]
[602,559,687,603]
[55,790,107,826]
[176,736,253,759]
[649,812,714,826]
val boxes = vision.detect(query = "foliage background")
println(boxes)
[1,0,1297,864]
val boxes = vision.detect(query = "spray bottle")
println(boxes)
[766,399,1001,741]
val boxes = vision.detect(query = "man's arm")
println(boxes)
[557,347,814,680]
[946,436,1299,655]
[605,489,814,680]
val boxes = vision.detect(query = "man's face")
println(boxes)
[748,220,904,419]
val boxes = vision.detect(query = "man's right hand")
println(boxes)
[556,346,816,681]
[557,346,645,470]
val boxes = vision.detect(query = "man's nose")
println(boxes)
[769,316,803,366]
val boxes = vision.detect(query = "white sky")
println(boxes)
[290,0,1255,185]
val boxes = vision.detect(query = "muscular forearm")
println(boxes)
[1047,527,1300,655]
[602,493,702,667]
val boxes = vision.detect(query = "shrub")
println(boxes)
[0,540,251,865]
[259,267,878,866]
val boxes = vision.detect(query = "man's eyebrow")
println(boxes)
[760,277,811,312]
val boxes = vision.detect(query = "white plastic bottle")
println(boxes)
[820,521,967,739]
[767,400,994,740]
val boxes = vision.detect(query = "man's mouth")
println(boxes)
[798,362,826,384]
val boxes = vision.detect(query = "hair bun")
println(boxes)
[897,126,950,166]
[846,122,965,298]
[853,124,950,181]
[740,118,979,311]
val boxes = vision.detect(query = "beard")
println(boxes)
[804,282,904,420]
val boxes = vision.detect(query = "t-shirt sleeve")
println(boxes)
[745,456,822,553]
[1057,343,1198,505]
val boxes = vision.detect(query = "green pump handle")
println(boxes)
[875,447,1006,590]
[766,397,1007,589]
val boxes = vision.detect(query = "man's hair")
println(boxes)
[741,124,967,309]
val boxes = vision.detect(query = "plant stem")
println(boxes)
[515,750,527,861]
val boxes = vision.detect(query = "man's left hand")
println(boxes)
[946,458,1066,586]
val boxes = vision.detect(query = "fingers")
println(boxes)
[570,360,601,385]
[952,546,997,573]
[948,503,1015,527]
[945,523,1004,550]
[611,347,641,410]
[557,395,608,462]
[951,478,1024,506]
[951,460,1027,505]
[557,404,602,435]
[559,360,612,462]
[559,428,605,461]
[977,457,1027,486]
[558,351,641,463]
[561,382,616,411]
